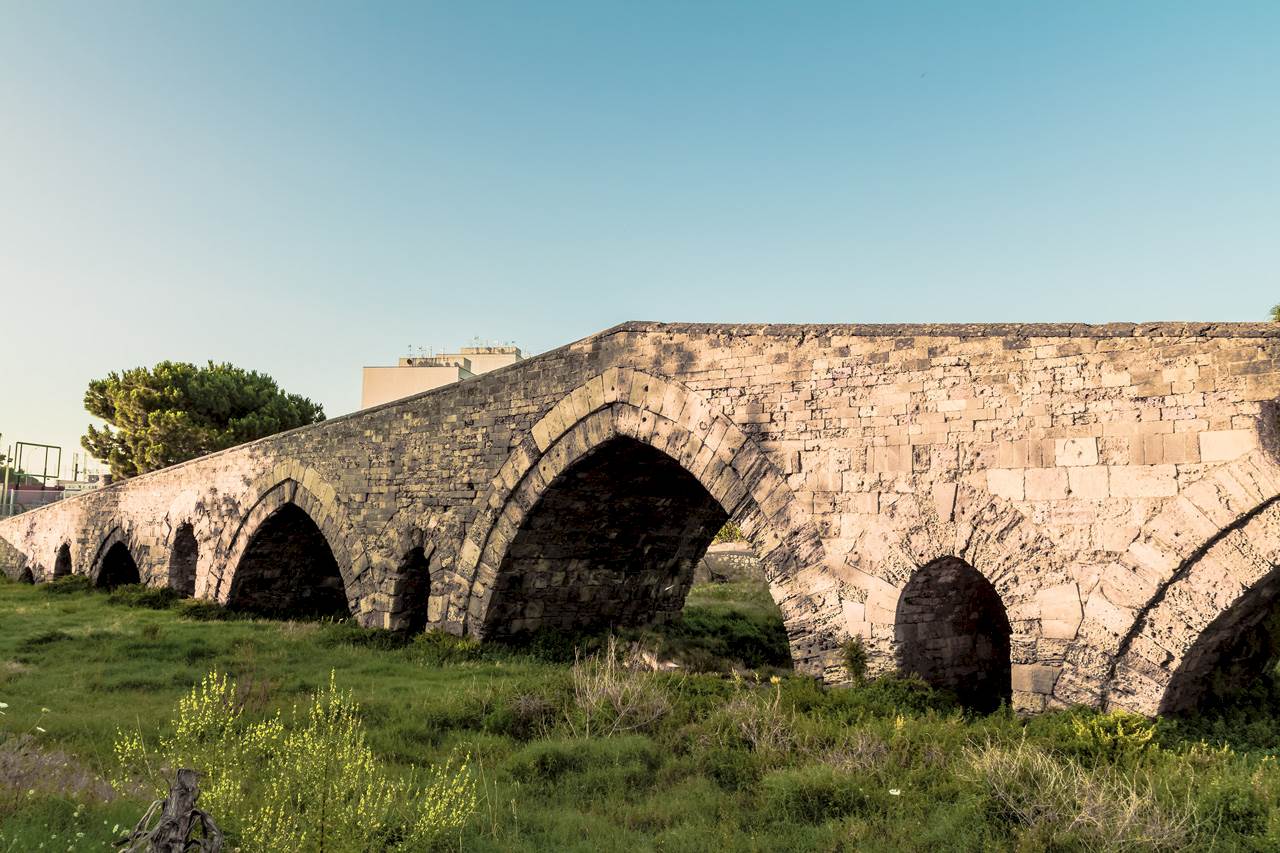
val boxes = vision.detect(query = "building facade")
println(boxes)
[361,345,522,409]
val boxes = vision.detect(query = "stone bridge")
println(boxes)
[5,321,1280,715]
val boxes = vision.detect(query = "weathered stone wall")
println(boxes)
[4,322,1280,714]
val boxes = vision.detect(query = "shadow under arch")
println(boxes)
[227,504,349,618]
[168,522,198,597]
[1159,567,1280,714]
[97,546,140,589]
[53,543,72,579]
[481,434,731,637]
[895,556,1012,713]
[90,527,142,589]
[396,545,433,634]
[1101,490,1280,715]
[459,369,841,676]
[214,475,364,618]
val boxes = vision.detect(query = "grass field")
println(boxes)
[3,575,1280,852]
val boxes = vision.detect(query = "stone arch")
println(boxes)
[459,368,843,677]
[397,545,433,634]
[0,535,29,582]
[91,528,142,589]
[895,556,1012,712]
[370,518,445,633]
[168,522,198,597]
[17,566,34,584]
[90,527,142,588]
[213,472,366,617]
[53,543,72,579]
[1061,451,1280,714]
[847,480,1074,709]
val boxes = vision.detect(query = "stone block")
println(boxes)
[1055,437,1099,467]
[1011,663,1060,695]
[1067,465,1109,499]
[1025,467,1069,500]
[987,469,1024,500]
[1037,583,1083,639]
[1108,465,1178,498]
[1199,429,1258,462]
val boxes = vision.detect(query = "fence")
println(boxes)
[1,487,68,518]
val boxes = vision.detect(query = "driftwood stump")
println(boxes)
[117,768,224,852]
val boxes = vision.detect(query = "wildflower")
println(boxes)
[769,675,781,685]
[889,788,901,796]
[0,701,9,708]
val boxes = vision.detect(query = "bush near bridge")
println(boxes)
[3,576,1280,851]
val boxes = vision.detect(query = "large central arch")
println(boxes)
[458,369,845,676]
[481,435,730,637]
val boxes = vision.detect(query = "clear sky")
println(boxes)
[2,1,1278,476]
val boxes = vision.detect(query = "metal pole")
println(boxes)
[2,442,11,516]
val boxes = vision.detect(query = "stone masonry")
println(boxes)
[4,322,1280,714]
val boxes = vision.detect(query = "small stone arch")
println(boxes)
[17,566,35,584]
[370,518,446,633]
[459,368,844,677]
[895,556,1013,712]
[397,544,434,634]
[90,527,142,588]
[0,535,29,582]
[168,522,199,597]
[846,480,1072,708]
[53,543,73,579]
[213,470,367,617]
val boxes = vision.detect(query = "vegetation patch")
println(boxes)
[4,574,1280,850]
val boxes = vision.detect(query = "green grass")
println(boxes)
[2,576,1280,851]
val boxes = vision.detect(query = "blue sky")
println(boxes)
[2,1,1278,475]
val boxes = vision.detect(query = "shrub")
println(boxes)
[714,677,794,756]
[566,637,671,738]
[411,630,487,666]
[41,575,92,595]
[712,522,745,544]
[828,674,958,719]
[485,692,559,740]
[175,599,236,621]
[1067,710,1156,765]
[759,765,869,824]
[318,620,414,650]
[699,744,761,790]
[1195,775,1269,838]
[841,637,868,685]
[506,736,661,786]
[963,738,1197,850]
[112,670,477,851]
[108,584,181,610]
